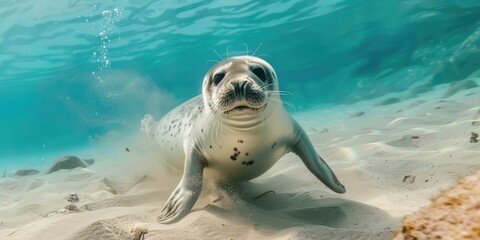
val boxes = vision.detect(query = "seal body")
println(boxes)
[142,55,346,224]
[144,96,295,181]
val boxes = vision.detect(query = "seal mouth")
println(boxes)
[224,103,267,114]
[217,86,268,114]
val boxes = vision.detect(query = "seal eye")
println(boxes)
[251,66,267,81]
[212,73,225,86]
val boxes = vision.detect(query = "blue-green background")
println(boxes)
[1,0,479,162]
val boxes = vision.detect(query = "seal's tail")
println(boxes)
[141,114,155,136]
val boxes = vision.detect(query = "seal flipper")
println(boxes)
[157,149,205,224]
[292,129,346,194]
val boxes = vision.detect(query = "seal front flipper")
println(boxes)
[291,127,346,194]
[157,149,205,224]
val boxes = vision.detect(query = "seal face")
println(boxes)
[203,56,274,115]
[141,56,346,224]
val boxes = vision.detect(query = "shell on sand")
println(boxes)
[130,225,148,240]
[47,155,92,174]
[394,171,480,239]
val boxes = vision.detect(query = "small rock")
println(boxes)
[402,175,416,184]
[64,204,79,212]
[14,169,39,176]
[320,128,329,133]
[470,132,479,143]
[67,193,80,203]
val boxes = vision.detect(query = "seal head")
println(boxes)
[202,56,279,116]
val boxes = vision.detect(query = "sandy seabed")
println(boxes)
[1,78,479,240]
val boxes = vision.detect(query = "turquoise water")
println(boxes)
[1,0,479,164]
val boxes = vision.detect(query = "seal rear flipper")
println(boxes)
[292,130,346,194]
[157,150,205,224]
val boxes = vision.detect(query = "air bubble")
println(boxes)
[102,10,112,18]
[92,7,122,76]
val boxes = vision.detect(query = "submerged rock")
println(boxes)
[14,169,40,176]
[64,204,79,212]
[67,192,80,203]
[402,175,416,184]
[48,156,87,173]
[471,132,479,143]
[47,155,90,174]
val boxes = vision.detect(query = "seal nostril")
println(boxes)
[237,81,248,98]
[231,82,240,90]
[232,82,241,99]
[240,81,248,91]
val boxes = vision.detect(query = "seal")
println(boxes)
[141,55,346,224]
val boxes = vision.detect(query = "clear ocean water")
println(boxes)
[1,0,479,167]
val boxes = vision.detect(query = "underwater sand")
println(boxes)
[1,78,479,240]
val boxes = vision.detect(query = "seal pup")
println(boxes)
[141,55,346,224]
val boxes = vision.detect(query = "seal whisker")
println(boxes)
[267,90,292,96]
[260,83,275,90]
[213,49,223,60]
[285,102,296,112]
[266,89,292,94]
[226,46,232,63]
[280,99,297,111]
[252,42,263,57]
[204,59,219,67]
[242,43,249,56]
[268,92,288,96]
[257,53,271,59]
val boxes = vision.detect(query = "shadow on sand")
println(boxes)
[195,178,398,239]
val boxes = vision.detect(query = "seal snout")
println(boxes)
[231,81,251,101]
[218,80,266,114]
